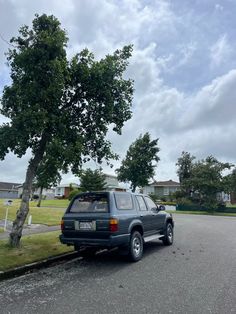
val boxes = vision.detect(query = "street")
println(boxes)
[0,214,236,314]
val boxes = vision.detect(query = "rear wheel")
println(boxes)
[162,222,174,246]
[129,231,143,262]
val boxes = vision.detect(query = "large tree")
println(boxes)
[79,168,106,192]
[183,156,232,211]
[116,133,160,192]
[0,14,133,246]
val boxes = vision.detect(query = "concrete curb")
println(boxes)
[0,251,80,281]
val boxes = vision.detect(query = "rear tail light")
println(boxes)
[109,218,118,232]
[61,220,65,231]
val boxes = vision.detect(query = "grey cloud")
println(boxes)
[1,0,236,183]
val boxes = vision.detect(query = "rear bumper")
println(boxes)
[59,233,130,248]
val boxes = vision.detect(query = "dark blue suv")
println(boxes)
[60,191,174,262]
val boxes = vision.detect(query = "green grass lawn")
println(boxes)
[0,199,66,226]
[37,199,70,208]
[0,231,73,272]
[0,228,4,233]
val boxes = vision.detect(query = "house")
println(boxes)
[231,192,236,204]
[104,174,126,191]
[54,183,80,198]
[0,182,21,199]
[143,180,180,197]
[17,186,55,200]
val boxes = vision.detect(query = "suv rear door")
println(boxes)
[62,192,111,240]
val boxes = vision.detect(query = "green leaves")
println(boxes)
[79,169,107,192]
[116,133,160,192]
[177,153,233,211]
[0,14,133,174]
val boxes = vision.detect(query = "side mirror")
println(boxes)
[159,205,165,211]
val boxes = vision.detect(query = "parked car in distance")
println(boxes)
[60,191,174,262]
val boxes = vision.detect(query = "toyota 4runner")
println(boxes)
[60,191,174,262]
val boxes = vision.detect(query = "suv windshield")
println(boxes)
[69,193,109,213]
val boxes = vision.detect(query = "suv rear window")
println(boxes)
[115,193,133,210]
[69,194,108,213]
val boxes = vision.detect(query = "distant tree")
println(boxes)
[176,151,196,183]
[183,156,232,211]
[230,168,236,194]
[116,133,160,192]
[0,14,133,247]
[79,169,106,191]
[224,167,236,202]
[176,151,196,197]
[35,157,61,207]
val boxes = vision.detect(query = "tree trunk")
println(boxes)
[132,185,136,193]
[9,135,48,247]
[37,186,43,207]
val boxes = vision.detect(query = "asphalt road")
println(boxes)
[0,214,235,314]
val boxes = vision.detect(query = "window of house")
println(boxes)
[164,187,169,195]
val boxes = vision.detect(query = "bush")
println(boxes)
[149,193,161,203]
[68,189,81,201]
[178,197,194,206]
[159,201,176,206]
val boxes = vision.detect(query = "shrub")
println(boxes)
[68,189,81,201]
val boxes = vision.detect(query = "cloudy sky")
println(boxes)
[0,0,236,185]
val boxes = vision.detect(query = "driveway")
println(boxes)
[0,214,235,314]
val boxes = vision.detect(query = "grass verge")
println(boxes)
[0,228,4,233]
[170,210,236,217]
[0,199,65,226]
[0,231,73,272]
[39,199,69,208]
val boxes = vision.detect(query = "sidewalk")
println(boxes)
[0,222,60,240]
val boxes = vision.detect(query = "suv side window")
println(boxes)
[144,196,158,211]
[115,193,133,210]
[136,195,148,211]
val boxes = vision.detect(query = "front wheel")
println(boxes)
[129,231,143,262]
[162,222,174,246]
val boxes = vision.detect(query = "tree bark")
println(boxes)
[9,135,48,247]
[132,185,136,193]
[37,186,43,207]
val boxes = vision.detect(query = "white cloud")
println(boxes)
[210,34,232,67]
[0,0,236,184]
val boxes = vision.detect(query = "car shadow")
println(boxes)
[78,240,167,265]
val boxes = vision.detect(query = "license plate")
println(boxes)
[75,221,96,231]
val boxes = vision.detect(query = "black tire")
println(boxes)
[128,231,143,262]
[162,222,174,246]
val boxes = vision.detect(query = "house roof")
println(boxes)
[150,180,180,187]
[0,182,21,191]
[104,173,118,179]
